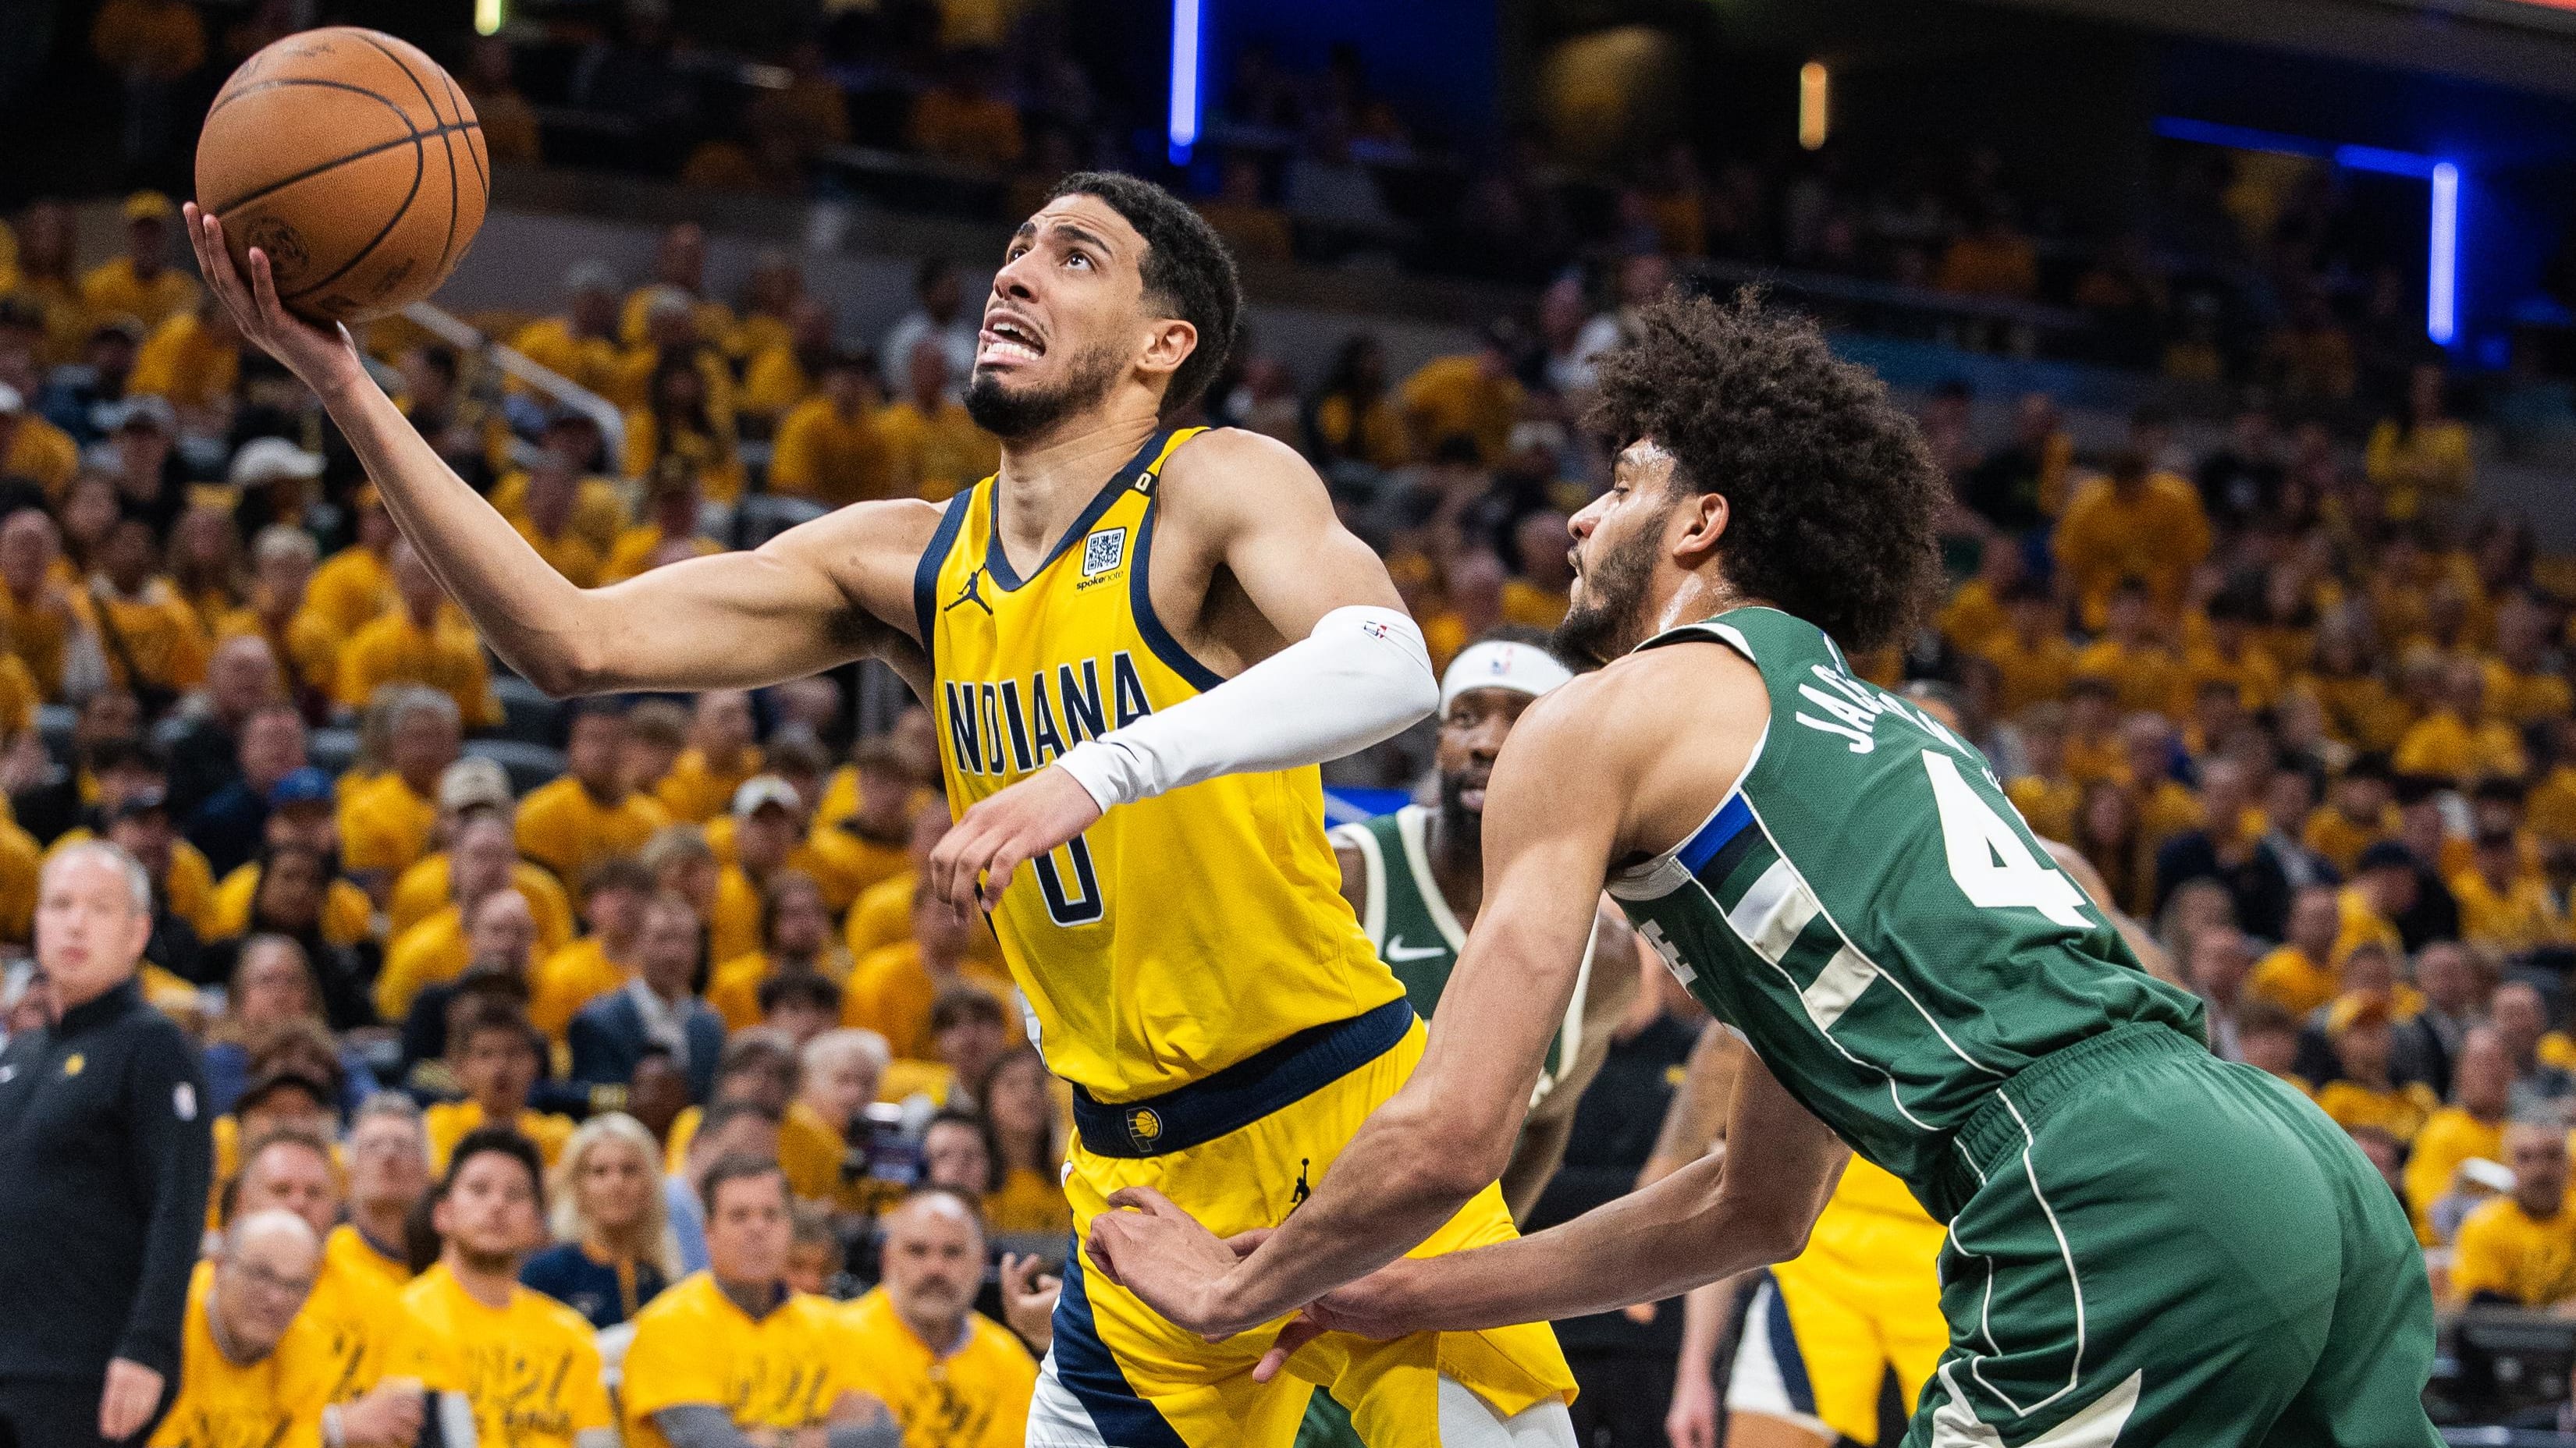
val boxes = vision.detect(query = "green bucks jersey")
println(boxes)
[1608,607,2203,1205]
[1331,805,1594,1107]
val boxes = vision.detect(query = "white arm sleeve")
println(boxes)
[1053,604,1436,811]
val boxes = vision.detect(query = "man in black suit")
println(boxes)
[570,893,723,1104]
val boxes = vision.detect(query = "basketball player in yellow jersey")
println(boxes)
[187,169,1576,1446]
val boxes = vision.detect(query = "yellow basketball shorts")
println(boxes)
[1035,999,1575,1448]
[1726,1208,1949,1446]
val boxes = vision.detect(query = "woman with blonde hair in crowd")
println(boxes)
[979,1045,1071,1237]
[520,1112,676,1329]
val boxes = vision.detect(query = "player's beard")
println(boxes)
[964,338,1129,442]
[1554,506,1667,664]
[1437,771,1480,861]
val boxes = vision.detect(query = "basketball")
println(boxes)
[193,27,489,325]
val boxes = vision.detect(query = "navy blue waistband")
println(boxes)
[1071,996,1417,1158]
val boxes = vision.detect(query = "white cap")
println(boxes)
[1439,640,1575,715]
[228,436,325,488]
[731,775,801,818]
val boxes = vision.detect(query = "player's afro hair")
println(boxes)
[1048,171,1242,419]
[1588,289,1945,653]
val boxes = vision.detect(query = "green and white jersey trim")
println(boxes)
[1331,804,1594,1107]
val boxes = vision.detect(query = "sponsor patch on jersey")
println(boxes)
[1082,527,1128,579]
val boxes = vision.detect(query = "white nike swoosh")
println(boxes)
[1384,937,1448,963]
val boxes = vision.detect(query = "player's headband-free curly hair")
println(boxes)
[1586,288,1945,653]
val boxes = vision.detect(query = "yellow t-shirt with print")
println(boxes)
[403,1264,612,1448]
[837,1288,1035,1448]
[624,1273,868,1448]
[150,1267,336,1448]
[2453,1191,2576,1308]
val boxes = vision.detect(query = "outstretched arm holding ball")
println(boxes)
[184,205,942,700]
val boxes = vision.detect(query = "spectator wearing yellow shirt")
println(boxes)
[2336,843,2417,963]
[2452,1121,2576,1308]
[0,506,91,699]
[2312,991,2439,1145]
[205,790,376,953]
[725,740,908,916]
[840,1191,1036,1448]
[228,1123,439,1434]
[1935,204,2040,299]
[641,822,762,969]
[87,516,208,703]
[333,1097,432,1291]
[2071,582,2185,717]
[2394,655,2526,784]
[625,353,748,506]
[602,459,727,584]
[2051,445,2211,629]
[2303,758,2397,875]
[1936,538,2023,655]
[489,414,627,557]
[340,687,460,893]
[708,871,849,1032]
[741,297,837,425]
[520,701,673,889]
[879,339,999,502]
[423,1003,577,1173]
[376,820,535,1020]
[1975,584,2078,718]
[656,691,762,825]
[218,522,339,704]
[2366,364,2475,525]
[2005,701,2081,842]
[307,494,400,641]
[2116,712,2202,849]
[2453,829,2568,953]
[79,192,201,333]
[617,225,738,353]
[980,1047,1071,1237]
[845,883,1018,1061]
[149,1210,337,1448]
[510,264,628,403]
[387,758,576,946]
[1501,512,1572,630]
[624,1161,892,1448]
[407,1130,617,1448]
[2406,1027,2513,1241]
[130,299,240,415]
[2485,587,2572,729]
[1399,325,1525,466]
[336,543,503,730]
[1196,154,1294,264]
[771,353,897,509]
[2176,591,2284,715]
[2249,883,2346,1017]
[1309,334,1411,471]
[0,382,76,497]
[506,454,607,589]
[659,1030,846,1208]
[530,858,656,1043]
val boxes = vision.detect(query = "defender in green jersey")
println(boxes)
[1329,628,1640,1219]
[1091,293,2439,1448]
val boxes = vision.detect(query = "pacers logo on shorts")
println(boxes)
[1125,1108,1163,1152]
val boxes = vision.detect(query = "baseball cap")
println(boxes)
[732,775,801,818]
[267,767,334,810]
[106,395,176,435]
[122,191,175,224]
[108,786,169,824]
[228,436,325,489]
[439,756,514,815]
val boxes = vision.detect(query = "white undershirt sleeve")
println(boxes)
[1053,604,1437,811]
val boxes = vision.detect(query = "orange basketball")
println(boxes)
[194,27,489,324]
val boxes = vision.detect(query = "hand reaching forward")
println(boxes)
[926,765,1102,917]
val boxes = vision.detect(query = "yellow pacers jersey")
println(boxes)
[402,1265,613,1448]
[919,428,1402,1100]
